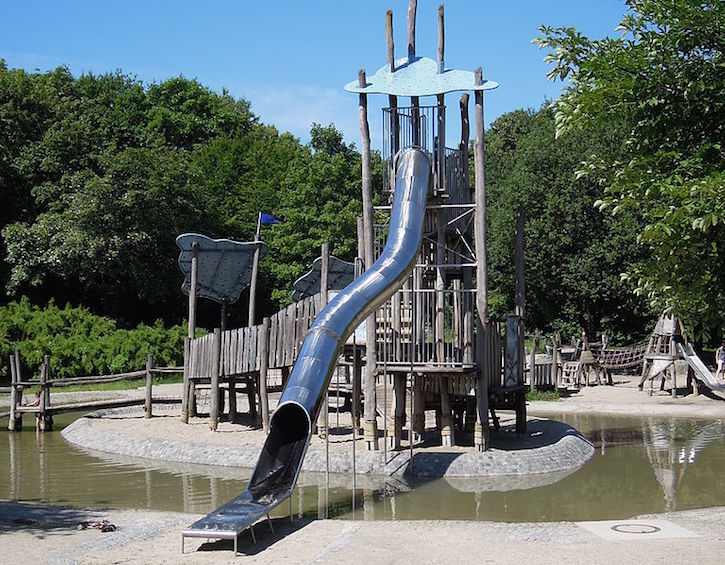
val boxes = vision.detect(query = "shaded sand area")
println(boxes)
[3,372,725,563]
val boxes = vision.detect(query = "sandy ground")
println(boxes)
[2,501,725,565]
[3,371,725,564]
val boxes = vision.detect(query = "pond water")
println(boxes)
[1,413,724,522]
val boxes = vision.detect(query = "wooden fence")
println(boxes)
[4,350,182,431]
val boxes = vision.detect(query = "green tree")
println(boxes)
[536,0,725,336]
[484,105,654,342]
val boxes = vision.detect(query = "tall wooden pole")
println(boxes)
[248,212,262,328]
[473,67,490,451]
[316,243,330,438]
[437,4,445,73]
[514,206,528,434]
[259,317,270,433]
[188,242,199,339]
[386,9,399,163]
[359,69,379,450]
[407,0,417,61]
[386,9,395,72]
[209,328,221,431]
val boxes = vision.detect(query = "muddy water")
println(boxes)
[1,413,724,522]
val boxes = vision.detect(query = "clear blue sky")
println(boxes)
[1,0,626,147]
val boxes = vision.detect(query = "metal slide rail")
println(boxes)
[679,343,725,392]
[182,147,432,552]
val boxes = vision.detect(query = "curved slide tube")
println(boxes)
[183,147,431,551]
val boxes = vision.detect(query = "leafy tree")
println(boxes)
[536,0,725,336]
[484,105,654,342]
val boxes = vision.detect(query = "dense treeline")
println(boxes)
[1,0,722,378]
[484,105,655,342]
[537,0,725,338]
[0,61,369,330]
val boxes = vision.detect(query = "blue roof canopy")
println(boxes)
[344,57,498,97]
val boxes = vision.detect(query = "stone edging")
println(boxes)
[61,407,594,480]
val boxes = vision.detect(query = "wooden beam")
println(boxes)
[359,69,379,450]
[317,243,330,439]
[407,0,417,60]
[181,337,191,422]
[259,318,270,433]
[473,67,489,451]
[188,242,199,339]
[145,354,154,418]
[437,4,444,73]
[209,328,221,431]
[386,9,395,72]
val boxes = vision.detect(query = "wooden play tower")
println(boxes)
[346,1,528,452]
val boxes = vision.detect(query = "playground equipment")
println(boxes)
[182,146,432,552]
[638,312,725,396]
[181,1,529,551]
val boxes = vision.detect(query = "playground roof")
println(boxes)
[344,56,498,97]
[292,255,355,302]
[176,233,267,305]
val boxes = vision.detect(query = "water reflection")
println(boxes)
[2,414,725,522]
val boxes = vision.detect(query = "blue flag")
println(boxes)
[260,213,281,225]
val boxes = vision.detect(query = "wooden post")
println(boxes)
[228,376,237,423]
[38,355,52,432]
[8,354,18,431]
[359,69,379,450]
[385,9,400,162]
[259,317,270,433]
[145,354,154,418]
[317,243,330,439]
[407,0,417,61]
[515,206,526,375]
[529,336,537,394]
[514,207,528,434]
[249,214,263,328]
[473,67,489,451]
[437,210,454,446]
[209,328,221,431]
[437,4,445,73]
[181,337,190,423]
[15,350,24,410]
[188,242,199,339]
[551,332,560,389]
[386,9,395,72]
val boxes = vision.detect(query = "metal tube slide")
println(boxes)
[183,147,431,541]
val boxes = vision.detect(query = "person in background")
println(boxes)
[716,341,725,381]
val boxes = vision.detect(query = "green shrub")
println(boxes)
[0,297,198,381]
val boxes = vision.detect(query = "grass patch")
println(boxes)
[526,389,560,401]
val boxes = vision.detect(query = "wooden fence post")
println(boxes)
[551,333,560,389]
[228,376,237,423]
[8,355,18,431]
[209,328,221,431]
[259,318,270,433]
[181,337,190,423]
[145,354,154,418]
[529,335,537,394]
[38,355,53,431]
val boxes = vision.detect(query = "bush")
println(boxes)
[0,297,196,381]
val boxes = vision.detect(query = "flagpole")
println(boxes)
[248,213,262,328]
